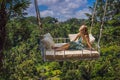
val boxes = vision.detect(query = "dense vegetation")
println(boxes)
[0,0,120,80]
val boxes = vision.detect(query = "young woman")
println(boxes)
[55,25,92,51]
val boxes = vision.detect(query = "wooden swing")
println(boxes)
[40,33,99,61]
[36,0,108,61]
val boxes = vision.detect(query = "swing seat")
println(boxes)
[40,33,100,61]
[45,50,99,61]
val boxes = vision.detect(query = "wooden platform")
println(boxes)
[44,49,100,61]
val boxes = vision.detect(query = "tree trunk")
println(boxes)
[0,1,7,71]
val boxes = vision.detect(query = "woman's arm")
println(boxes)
[73,33,81,41]
[84,35,92,49]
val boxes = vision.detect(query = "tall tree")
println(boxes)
[0,0,30,70]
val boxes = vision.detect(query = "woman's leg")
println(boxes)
[55,43,70,51]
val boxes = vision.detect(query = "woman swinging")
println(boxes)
[55,24,93,51]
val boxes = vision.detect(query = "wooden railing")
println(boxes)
[53,38,70,43]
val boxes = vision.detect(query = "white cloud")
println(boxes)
[38,0,59,5]
[68,3,79,9]
[41,10,54,17]
[75,8,91,19]
[26,0,91,21]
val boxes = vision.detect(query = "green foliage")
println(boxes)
[1,13,119,79]
[101,26,120,46]
[1,0,119,80]
[2,18,42,80]
[101,45,120,56]
[0,0,30,18]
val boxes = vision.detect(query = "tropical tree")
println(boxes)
[0,0,30,70]
[2,17,42,79]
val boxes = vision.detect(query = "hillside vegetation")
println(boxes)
[0,0,120,80]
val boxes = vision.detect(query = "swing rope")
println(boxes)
[97,0,108,53]
[90,0,98,34]
[34,0,42,30]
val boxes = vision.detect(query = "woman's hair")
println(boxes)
[79,25,88,35]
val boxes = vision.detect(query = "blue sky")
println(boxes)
[27,0,95,21]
